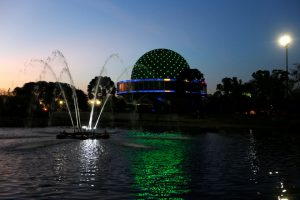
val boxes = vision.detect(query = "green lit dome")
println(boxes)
[131,48,190,79]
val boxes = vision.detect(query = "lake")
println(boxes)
[0,127,299,199]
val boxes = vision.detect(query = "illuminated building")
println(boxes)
[116,48,207,113]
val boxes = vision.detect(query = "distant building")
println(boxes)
[116,48,207,114]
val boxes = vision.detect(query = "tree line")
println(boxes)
[208,64,300,116]
[0,64,299,119]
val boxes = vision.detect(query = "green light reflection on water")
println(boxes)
[127,131,191,199]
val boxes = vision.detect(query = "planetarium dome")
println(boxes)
[117,48,207,97]
[131,48,190,79]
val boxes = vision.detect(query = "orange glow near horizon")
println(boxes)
[0,57,87,92]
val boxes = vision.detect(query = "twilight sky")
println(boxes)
[1,0,300,94]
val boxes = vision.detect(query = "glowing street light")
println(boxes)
[89,99,101,106]
[278,34,292,97]
[279,35,291,47]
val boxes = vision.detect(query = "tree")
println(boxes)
[87,76,115,99]
[248,69,288,113]
[216,77,243,96]
[289,63,300,115]
[177,68,204,81]
[176,68,205,94]
[12,81,88,115]
[291,63,300,90]
[174,68,206,116]
[214,77,251,113]
[75,89,89,111]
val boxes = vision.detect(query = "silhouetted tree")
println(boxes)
[75,89,89,111]
[87,76,115,99]
[291,63,300,90]
[288,63,300,115]
[248,69,287,113]
[174,68,206,116]
[12,81,88,115]
[214,77,251,113]
[216,77,243,96]
[177,68,204,81]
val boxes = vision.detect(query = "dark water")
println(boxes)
[0,127,299,200]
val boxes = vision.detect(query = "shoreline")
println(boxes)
[0,112,297,132]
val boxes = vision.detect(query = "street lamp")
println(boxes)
[278,34,292,97]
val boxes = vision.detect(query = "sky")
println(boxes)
[1,0,300,94]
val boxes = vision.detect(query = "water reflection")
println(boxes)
[1,128,300,199]
[79,140,104,187]
[53,139,106,188]
[248,130,260,183]
[278,181,289,200]
[127,131,191,199]
[247,130,293,200]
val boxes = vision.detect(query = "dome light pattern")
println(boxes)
[131,48,190,79]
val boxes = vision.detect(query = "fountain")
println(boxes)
[87,54,119,130]
[29,50,128,139]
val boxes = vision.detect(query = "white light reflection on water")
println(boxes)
[266,170,290,200]
[248,130,260,183]
[277,180,289,200]
[248,129,292,200]
[79,139,104,187]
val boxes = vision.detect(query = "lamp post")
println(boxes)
[278,34,291,97]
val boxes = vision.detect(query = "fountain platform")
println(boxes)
[56,130,109,140]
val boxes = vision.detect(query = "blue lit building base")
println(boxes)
[116,78,207,116]
[117,78,207,96]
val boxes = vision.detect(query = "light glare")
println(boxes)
[279,35,291,47]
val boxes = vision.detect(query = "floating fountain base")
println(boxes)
[56,130,110,140]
